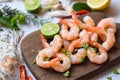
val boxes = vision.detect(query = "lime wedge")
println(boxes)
[25,0,40,11]
[41,23,60,38]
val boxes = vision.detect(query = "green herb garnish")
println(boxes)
[44,57,50,61]
[83,43,89,50]
[32,59,36,64]
[113,69,119,74]
[107,77,112,80]
[73,2,91,11]
[80,57,85,62]
[0,5,39,29]
[32,49,35,52]
[79,26,83,30]
[63,70,70,77]
[37,49,41,53]
[62,49,70,57]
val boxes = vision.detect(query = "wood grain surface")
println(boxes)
[21,12,120,80]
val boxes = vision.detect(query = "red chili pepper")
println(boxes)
[76,10,89,15]
[27,76,32,80]
[20,65,27,80]
[61,10,89,19]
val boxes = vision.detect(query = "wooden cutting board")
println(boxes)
[21,12,120,80]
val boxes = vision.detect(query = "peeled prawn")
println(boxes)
[97,18,117,33]
[60,19,79,40]
[87,41,108,64]
[83,16,98,42]
[68,38,87,64]
[36,49,53,68]
[40,34,62,52]
[50,53,71,72]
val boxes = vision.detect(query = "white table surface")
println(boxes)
[0,0,120,80]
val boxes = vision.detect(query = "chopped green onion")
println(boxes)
[44,57,50,61]
[63,70,70,77]
[80,57,85,62]
[32,59,36,64]
[113,69,119,74]
[62,49,70,57]
[32,49,35,52]
[79,26,83,30]
[107,77,112,80]
[37,49,41,53]
[83,43,89,50]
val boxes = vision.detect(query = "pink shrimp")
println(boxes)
[67,38,87,64]
[84,27,115,51]
[60,19,79,40]
[97,18,117,33]
[40,34,62,52]
[83,16,98,42]
[36,52,51,68]
[87,41,108,64]
[50,53,71,72]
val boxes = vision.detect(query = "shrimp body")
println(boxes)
[68,38,87,64]
[71,48,86,64]
[97,18,116,33]
[78,30,89,47]
[102,32,115,51]
[83,16,98,42]
[87,41,108,64]
[36,49,53,68]
[40,34,62,52]
[50,53,71,72]
[60,20,79,40]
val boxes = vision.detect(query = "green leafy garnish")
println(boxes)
[80,57,85,62]
[113,69,119,74]
[44,57,50,61]
[79,26,83,30]
[107,77,112,80]
[73,2,91,11]
[63,70,70,77]
[37,49,41,53]
[83,43,89,50]
[32,49,35,52]
[61,49,70,57]
[0,5,38,29]
[32,59,36,64]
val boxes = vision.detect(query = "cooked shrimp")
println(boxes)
[87,41,108,64]
[70,48,87,64]
[102,32,115,51]
[83,16,95,27]
[77,30,89,47]
[60,19,79,40]
[97,18,117,33]
[40,34,62,52]
[36,50,52,68]
[71,10,83,26]
[62,39,71,49]
[84,27,106,41]
[83,16,98,42]
[68,38,87,64]
[49,35,63,52]
[50,53,71,72]
[84,27,115,50]
[40,33,50,48]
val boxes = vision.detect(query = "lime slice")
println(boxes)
[87,0,111,10]
[41,23,60,38]
[25,0,40,11]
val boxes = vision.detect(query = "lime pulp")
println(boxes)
[25,0,40,11]
[41,23,60,38]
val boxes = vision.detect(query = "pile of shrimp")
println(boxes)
[36,10,116,73]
